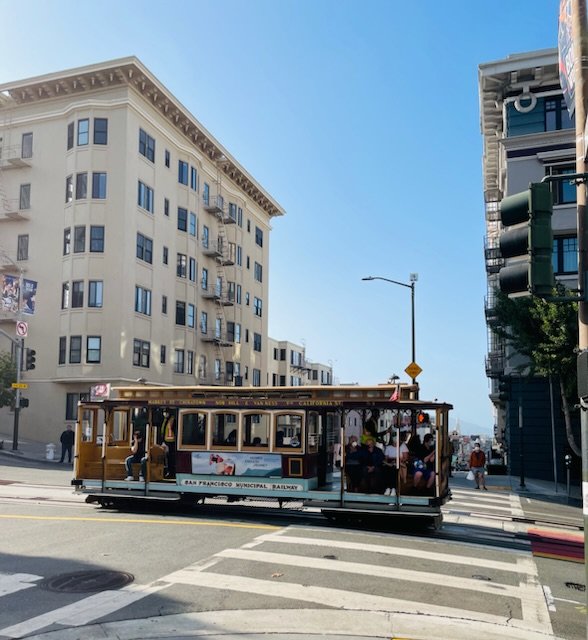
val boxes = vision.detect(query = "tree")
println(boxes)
[0,351,16,409]
[492,284,581,456]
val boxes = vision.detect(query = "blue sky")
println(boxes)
[0,0,561,433]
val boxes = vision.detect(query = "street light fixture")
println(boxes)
[362,274,418,384]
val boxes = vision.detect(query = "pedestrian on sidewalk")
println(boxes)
[469,442,487,490]
[59,425,75,463]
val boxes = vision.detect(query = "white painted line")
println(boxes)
[253,533,536,574]
[446,500,517,513]
[0,581,171,638]
[0,572,42,597]
[215,547,527,599]
[510,494,525,517]
[165,568,548,633]
[542,584,556,612]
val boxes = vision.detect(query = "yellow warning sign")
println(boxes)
[404,362,422,379]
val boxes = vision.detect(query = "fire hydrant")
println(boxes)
[46,443,56,461]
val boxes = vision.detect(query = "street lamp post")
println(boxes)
[362,274,418,384]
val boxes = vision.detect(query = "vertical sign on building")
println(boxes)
[559,0,575,116]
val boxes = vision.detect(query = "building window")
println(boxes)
[254,297,263,317]
[86,336,101,363]
[63,228,71,255]
[175,349,185,373]
[88,280,103,308]
[246,256,250,269]
[70,335,82,364]
[201,267,208,290]
[76,172,87,199]
[254,262,263,282]
[67,122,74,150]
[139,128,155,162]
[225,361,234,383]
[200,311,208,334]
[255,226,263,247]
[228,281,235,302]
[178,160,189,185]
[163,246,168,265]
[227,321,235,342]
[176,300,186,325]
[94,118,108,145]
[187,351,194,375]
[77,119,89,146]
[21,132,33,159]
[74,226,86,253]
[136,233,153,264]
[198,355,207,378]
[162,295,167,314]
[90,226,105,252]
[19,183,30,210]
[553,235,578,275]
[548,165,577,205]
[72,280,84,308]
[165,149,170,167]
[66,392,88,420]
[17,235,28,261]
[202,225,209,249]
[253,333,262,352]
[176,253,187,278]
[189,211,197,236]
[61,282,69,309]
[92,172,107,199]
[190,166,198,191]
[253,368,261,386]
[59,336,66,365]
[235,323,241,343]
[177,207,187,231]
[189,257,196,282]
[135,286,152,315]
[236,246,242,266]
[160,345,166,364]
[133,339,150,368]
[245,292,250,306]
[237,207,243,227]
[203,182,210,206]
[138,181,154,212]
[187,303,195,328]
[65,175,73,203]
[545,97,573,132]
[236,285,242,305]
[228,202,237,222]
[164,198,170,217]
[215,358,221,381]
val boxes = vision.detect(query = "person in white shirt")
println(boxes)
[382,432,409,496]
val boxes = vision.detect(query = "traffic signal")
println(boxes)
[498,379,510,403]
[19,397,29,408]
[25,348,36,371]
[498,182,554,297]
[417,411,430,424]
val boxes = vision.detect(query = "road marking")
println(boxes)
[0,581,171,638]
[0,572,42,597]
[253,533,538,574]
[0,513,278,530]
[542,585,556,612]
[215,547,529,599]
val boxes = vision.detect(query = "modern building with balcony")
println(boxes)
[479,48,579,482]
[0,57,284,442]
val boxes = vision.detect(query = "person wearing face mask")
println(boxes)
[469,442,487,490]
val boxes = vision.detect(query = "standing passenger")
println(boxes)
[160,409,176,478]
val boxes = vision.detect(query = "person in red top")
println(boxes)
[469,442,487,490]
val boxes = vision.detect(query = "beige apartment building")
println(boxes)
[0,57,285,442]
[267,338,333,387]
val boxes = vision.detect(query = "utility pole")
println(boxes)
[568,0,588,622]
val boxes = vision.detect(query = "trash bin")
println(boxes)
[46,443,56,461]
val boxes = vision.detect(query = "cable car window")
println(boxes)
[243,413,269,448]
[275,413,303,450]
[110,410,129,443]
[180,411,207,447]
[308,412,319,453]
[212,412,238,448]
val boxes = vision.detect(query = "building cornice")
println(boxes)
[0,57,285,218]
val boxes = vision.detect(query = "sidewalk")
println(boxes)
[0,431,68,465]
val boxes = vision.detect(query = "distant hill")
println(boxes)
[450,418,492,435]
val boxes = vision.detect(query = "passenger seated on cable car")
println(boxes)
[382,432,409,496]
[225,429,237,446]
[359,437,385,493]
[412,432,436,491]
[252,437,262,446]
[344,435,362,492]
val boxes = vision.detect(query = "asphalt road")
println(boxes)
[0,458,584,640]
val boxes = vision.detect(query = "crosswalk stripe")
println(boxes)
[0,581,170,638]
[447,500,516,513]
[215,547,530,599]
[164,567,549,634]
[251,532,537,574]
[0,572,42,597]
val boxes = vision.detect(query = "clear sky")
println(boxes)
[0,0,561,434]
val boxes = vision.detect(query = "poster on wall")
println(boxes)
[191,452,282,477]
